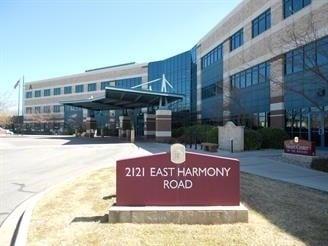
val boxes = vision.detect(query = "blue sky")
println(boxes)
[0,0,242,112]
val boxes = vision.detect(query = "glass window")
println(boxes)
[240,71,246,88]
[284,0,311,18]
[230,29,244,51]
[259,63,266,83]
[201,44,223,70]
[88,83,97,91]
[43,89,51,97]
[246,70,252,87]
[64,86,72,94]
[53,88,61,95]
[317,36,328,66]
[266,9,271,29]
[285,52,293,74]
[259,112,267,127]
[26,107,32,114]
[75,84,84,93]
[293,0,303,12]
[34,90,41,97]
[43,106,51,113]
[53,105,61,113]
[26,91,32,99]
[252,9,271,38]
[293,48,304,73]
[235,73,240,88]
[35,106,41,113]
[252,19,259,37]
[101,81,111,90]
[304,43,316,69]
[252,66,259,85]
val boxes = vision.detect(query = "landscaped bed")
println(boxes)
[27,168,328,245]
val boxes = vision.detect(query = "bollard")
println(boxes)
[230,138,234,153]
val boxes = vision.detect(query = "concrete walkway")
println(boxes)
[137,142,328,192]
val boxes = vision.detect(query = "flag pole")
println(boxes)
[18,78,21,116]
[22,75,25,117]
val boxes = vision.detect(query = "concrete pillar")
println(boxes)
[144,113,155,139]
[85,110,96,137]
[270,58,285,128]
[155,109,171,142]
[119,116,130,138]
[222,77,232,124]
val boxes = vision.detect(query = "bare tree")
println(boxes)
[227,12,328,145]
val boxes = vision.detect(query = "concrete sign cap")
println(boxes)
[170,144,185,164]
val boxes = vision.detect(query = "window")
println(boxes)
[252,9,271,38]
[201,45,223,69]
[293,48,304,73]
[44,89,51,97]
[201,83,222,99]
[259,63,267,83]
[101,81,111,90]
[231,61,270,89]
[64,86,72,94]
[230,29,243,51]
[284,36,328,75]
[246,70,252,87]
[240,71,246,88]
[53,88,61,95]
[75,84,84,93]
[283,0,311,18]
[26,91,32,99]
[252,66,259,85]
[26,107,32,114]
[53,105,61,113]
[43,106,51,113]
[34,90,41,98]
[88,83,97,91]
[35,106,41,113]
[317,36,328,66]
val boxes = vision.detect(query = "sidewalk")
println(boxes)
[137,142,328,192]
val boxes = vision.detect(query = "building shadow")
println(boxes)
[103,194,116,200]
[37,136,129,145]
[71,214,108,223]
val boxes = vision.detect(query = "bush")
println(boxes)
[172,127,185,138]
[172,124,218,144]
[311,158,328,173]
[257,128,289,149]
[244,129,262,150]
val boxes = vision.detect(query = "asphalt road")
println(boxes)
[0,135,155,226]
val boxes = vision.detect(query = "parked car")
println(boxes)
[0,127,14,135]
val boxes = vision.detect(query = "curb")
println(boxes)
[0,190,46,246]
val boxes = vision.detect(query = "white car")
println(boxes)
[0,127,14,135]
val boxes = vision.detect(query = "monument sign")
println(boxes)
[110,144,248,224]
[116,145,240,206]
[284,138,316,156]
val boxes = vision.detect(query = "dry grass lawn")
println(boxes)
[27,168,328,246]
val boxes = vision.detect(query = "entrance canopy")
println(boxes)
[61,87,184,110]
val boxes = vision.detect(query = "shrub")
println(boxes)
[311,158,328,173]
[258,128,289,149]
[172,127,185,138]
[172,124,218,144]
[244,129,262,150]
